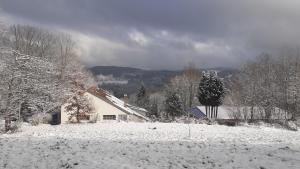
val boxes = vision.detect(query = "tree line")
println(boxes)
[134,65,225,121]
[227,51,300,121]
[135,51,300,122]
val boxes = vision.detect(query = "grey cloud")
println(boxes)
[1,0,300,69]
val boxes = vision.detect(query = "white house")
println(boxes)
[61,87,149,123]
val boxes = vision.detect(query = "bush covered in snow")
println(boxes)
[29,113,52,126]
[0,120,22,134]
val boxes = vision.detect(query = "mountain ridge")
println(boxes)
[89,66,237,98]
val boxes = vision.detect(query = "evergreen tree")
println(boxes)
[165,92,183,120]
[198,72,225,118]
[136,83,150,110]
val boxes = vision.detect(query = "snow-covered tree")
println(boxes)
[0,49,59,130]
[149,92,166,120]
[136,83,150,111]
[64,60,95,123]
[231,50,300,121]
[165,91,183,120]
[0,23,95,130]
[198,72,225,118]
[183,64,201,109]
[5,25,69,116]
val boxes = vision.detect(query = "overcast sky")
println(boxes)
[1,0,300,70]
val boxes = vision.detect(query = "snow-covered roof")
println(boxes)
[196,106,289,120]
[126,104,148,112]
[188,107,206,119]
[87,87,149,121]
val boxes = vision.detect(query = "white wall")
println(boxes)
[61,104,70,123]
[85,92,127,121]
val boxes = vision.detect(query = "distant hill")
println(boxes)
[89,66,237,98]
[90,66,144,77]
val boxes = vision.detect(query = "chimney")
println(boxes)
[123,94,128,107]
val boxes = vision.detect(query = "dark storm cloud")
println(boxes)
[1,0,300,69]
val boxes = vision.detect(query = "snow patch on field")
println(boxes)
[1,123,300,169]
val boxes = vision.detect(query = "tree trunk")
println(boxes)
[214,107,217,118]
[76,106,80,123]
[207,106,209,118]
[5,116,11,132]
[214,106,216,118]
[189,84,193,109]
[250,106,254,121]
[291,104,296,120]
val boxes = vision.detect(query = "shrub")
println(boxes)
[30,113,52,126]
[1,120,22,133]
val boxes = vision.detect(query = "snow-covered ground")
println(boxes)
[1,123,300,169]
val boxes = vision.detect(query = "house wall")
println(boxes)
[86,92,128,121]
[61,104,70,123]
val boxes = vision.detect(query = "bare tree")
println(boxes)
[149,92,166,119]
[166,64,201,115]
[183,63,201,109]
[231,50,300,121]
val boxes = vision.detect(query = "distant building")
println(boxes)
[188,106,231,119]
[61,87,149,123]
[188,107,206,119]
[189,106,289,120]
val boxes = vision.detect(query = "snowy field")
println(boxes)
[1,123,300,169]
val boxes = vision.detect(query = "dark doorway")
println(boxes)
[51,112,61,125]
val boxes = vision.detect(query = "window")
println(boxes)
[118,114,127,121]
[103,115,116,120]
[78,114,90,121]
